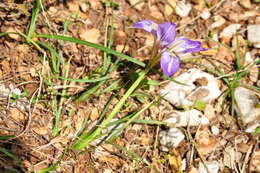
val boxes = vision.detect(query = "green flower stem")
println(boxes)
[72,68,149,150]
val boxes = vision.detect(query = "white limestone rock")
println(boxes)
[220,24,241,38]
[163,109,209,127]
[234,87,260,132]
[159,127,185,151]
[211,126,220,135]
[211,15,226,28]
[199,161,219,173]
[175,1,192,17]
[160,68,221,107]
[247,24,260,48]
[0,82,29,111]
[200,8,211,20]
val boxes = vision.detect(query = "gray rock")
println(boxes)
[220,24,241,38]
[211,15,226,28]
[200,8,211,20]
[175,1,192,17]
[199,161,219,173]
[247,25,260,48]
[163,109,209,127]
[159,128,185,151]
[0,83,29,111]
[234,87,260,131]
[160,68,221,107]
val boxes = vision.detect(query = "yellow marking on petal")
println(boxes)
[151,23,158,31]
[169,39,185,53]
[170,51,179,59]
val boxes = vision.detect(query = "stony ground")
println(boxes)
[0,0,259,173]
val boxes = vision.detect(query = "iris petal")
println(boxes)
[160,51,180,77]
[134,20,207,77]
[172,37,208,54]
[134,20,157,35]
[156,22,176,48]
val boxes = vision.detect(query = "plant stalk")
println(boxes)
[72,68,149,150]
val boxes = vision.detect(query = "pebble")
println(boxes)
[211,126,219,135]
[163,109,209,127]
[247,24,260,48]
[211,15,226,28]
[200,8,211,20]
[220,24,241,38]
[199,161,219,173]
[159,128,185,151]
[175,1,192,17]
[234,87,260,130]
[160,68,221,107]
[0,83,29,111]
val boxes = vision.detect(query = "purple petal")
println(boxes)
[134,20,157,35]
[160,51,180,77]
[156,22,177,48]
[172,37,208,54]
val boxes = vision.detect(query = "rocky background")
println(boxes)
[0,0,259,172]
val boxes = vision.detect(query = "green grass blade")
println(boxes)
[35,34,189,85]
[0,147,21,163]
[98,79,122,96]
[76,16,115,101]
[102,16,114,74]
[57,76,110,83]
[131,119,167,125]
[0,32,13,37]
[72,69,148,150]
[27,0,41,40]
[53,106,62,136]
[36,41,60,73]
[53,59,71,136]
[35,163,59,173]
[17,30,45,54]
[76,59,121,101]
[76,81,105,101]
[35,34,187,84]
[75,94,115,141]
[108,142,151,167]
[107,100,156,141]
[35,34,145,67]
[0,135,15,140]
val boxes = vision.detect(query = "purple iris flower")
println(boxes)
[134,20,207,77]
